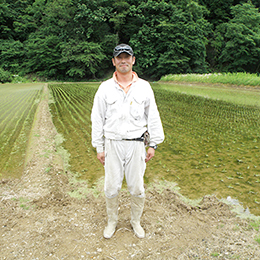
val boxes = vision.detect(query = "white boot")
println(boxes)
[130,196,145,238]
[103,196,118,239]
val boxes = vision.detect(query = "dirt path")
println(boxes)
[0,85,260,260]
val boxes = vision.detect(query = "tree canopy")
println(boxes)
[0,0,259,81]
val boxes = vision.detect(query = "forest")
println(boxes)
[0,0,260,82]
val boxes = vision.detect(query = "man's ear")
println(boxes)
[132,56,136,65]
[112,58,115,66]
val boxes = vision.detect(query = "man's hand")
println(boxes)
[97,152,105,165]
[145,147,155,163]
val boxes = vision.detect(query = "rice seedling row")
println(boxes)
[0,90,30,110]
[50,85,91,140]
[57,86,88,126]
[3,91,42,170]
[54,84,89,123]
[0,91,28,119]
[60,83,94,115]
[49,88,69,135]
[0,90,33,133]
[0,90,39,154]
[53,87,89,140]
[48,83,101,184]
[0,90,39,150]
[0,84,43,178]
[0,90,34,132]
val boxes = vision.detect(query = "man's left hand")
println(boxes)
[145,147,155,163]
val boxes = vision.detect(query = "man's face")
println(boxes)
[112,53,135,74]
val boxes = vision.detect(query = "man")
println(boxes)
[91,43,164,239]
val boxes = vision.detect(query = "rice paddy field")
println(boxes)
[48,83,103,184]
[1,76,260,215]
[48,81,260,215]
[0,83,43,178]
[152,83,260,215]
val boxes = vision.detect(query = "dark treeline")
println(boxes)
[0,0,260,81]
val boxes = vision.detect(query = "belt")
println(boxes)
[122,137,144,142]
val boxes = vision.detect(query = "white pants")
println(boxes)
[104,139,146,198]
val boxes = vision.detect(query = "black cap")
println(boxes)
[113,44,134,57]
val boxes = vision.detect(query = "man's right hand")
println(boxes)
[97,152,105,165]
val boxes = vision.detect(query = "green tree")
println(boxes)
[0,67,12,83]
[198,0,235,28]
[0,0,44,75]
[198,0,259,28]
[21,34,62,78]
[214,2,260,73]
[1,0,258,80]
[108,0,142,43]
[13,0,46,41]
[130,0,211,79]
[0,1,14,40]
[0,0,35,41]
[73,0,117,69]
[11,0,113,79]
[0,39,25,73]
[60,40,106,79]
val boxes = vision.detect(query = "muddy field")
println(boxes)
[0,86,260,259]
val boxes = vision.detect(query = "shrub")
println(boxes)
[0,68,12,83]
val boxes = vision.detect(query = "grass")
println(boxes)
[249,220,260,231]
[19,197,30,210]
[160,72,260,87]
[11,197,31,210]
[45,166,52,173]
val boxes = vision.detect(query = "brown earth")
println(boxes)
[0,85,260,260]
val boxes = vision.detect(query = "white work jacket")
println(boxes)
[91,76,164,153]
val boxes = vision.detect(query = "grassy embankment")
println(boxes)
[160,72,260,86]
[159,72,260,107]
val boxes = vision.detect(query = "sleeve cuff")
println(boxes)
[96,146,104,153]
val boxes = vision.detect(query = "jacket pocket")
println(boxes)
[130,96,145,120]
[105,96,118,118]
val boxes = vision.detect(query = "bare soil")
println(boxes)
[0,85,260,260]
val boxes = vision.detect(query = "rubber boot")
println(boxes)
[103,196,118,239]
[130,196,145,238]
